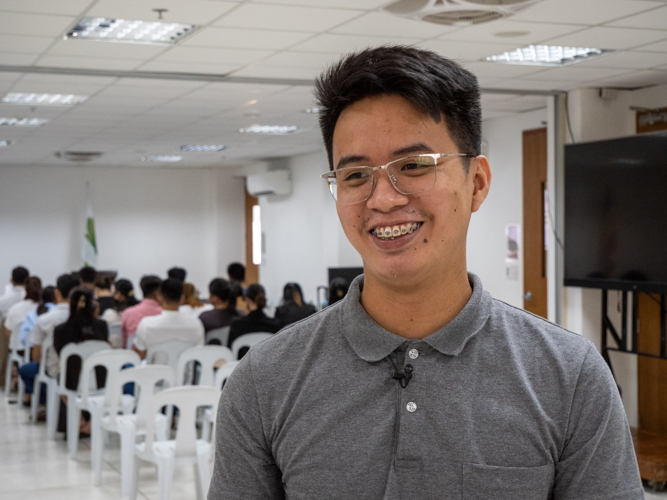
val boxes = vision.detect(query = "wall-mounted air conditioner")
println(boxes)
[246,170,291,197]
[384,0,544,26]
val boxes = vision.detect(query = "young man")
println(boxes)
[0,266,29,387]
[120,275,163,348]
[133,278,204,360]
[210,47,642,499]
[167,266,187,282]
[78,266,96,290]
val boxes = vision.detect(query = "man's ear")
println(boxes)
[470,156,492,213]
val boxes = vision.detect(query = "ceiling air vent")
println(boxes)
[384,0,544,26]
[55,151,103,162]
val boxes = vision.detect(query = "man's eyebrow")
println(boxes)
[336,154,369,170]
[392,143,434,157]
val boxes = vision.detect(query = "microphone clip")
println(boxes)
[393,364,413,389]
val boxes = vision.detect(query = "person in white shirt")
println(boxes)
[31,274,79,378]
[134,278,204,360]
[4,276,41,341]
[0,266,29,389]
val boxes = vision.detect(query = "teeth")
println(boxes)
[373,222,421,240]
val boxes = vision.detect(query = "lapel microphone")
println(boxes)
[393,364,413,388]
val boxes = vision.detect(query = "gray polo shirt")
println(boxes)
[209,274,643,500]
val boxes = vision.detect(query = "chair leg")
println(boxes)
[120,427,136,497]
[201,413,211,442]
[130,455,140,500]
[91,409,104,486]
[196,455,211,500]
[46,382,58,440]
[30,377,40,422]
[4,357,11,397]
[156,457,175,500]
[67,400,81,459]
[17,371,25,408]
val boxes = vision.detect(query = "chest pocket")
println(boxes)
[463,463,553,500]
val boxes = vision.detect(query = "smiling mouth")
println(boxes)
[371,222,423,240]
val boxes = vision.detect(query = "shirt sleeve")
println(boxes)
[134,320,147,351]
[209,353,285,500]
[553,345,644,500]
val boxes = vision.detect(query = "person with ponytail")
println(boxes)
[199,278,245,335]
[227,283,280,359]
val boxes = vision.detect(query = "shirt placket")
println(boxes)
[395,341,425,470]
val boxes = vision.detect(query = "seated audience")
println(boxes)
[275,282,317,328]
[228,284,280,358]
[167,266,187,282]
[133,278,204,360]
[328,277,350,306]
[94,276,115,316]
[180,282,213,316]
[227,262,249,314]
[101,278,138,327]
[0,266,29,387]
[78,266,97,290]
[199,278,243,334]
[121,275,162,348]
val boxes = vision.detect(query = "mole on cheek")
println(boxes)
[423,238,428,243]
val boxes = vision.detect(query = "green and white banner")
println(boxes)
[81,181,98,267]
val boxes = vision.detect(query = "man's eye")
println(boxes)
[401,162,430,171]
[341,170,369,182]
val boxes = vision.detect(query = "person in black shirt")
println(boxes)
[228,284,280,358]
[199,278,244,335]
[275,282,316,328]
[94,276,116,316]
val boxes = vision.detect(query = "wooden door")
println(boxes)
[245,191,259,285]
[522,128,548,318]
[638,293,667,434]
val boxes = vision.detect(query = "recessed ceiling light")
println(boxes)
[0,139,14,147]
[66,17,199,46]
[2,93,88,106]
[239,125,300,135]
[486,45,610,66]
[179,144,226,152]
[141,155,183,162]
[0,118,48,126]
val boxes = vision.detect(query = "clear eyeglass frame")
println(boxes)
[320,153,476,205]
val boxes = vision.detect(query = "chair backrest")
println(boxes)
[125,333,136,350]
[79,349,141,406]
[146,340,196,373]
[58,340,111,393]
[144,386,220,458]
[9,323,23,351]
[109,365,175,428]
[107,323,123,349]
[205,326,230,346]
[38,335,53,379]
[214,361,239,391]
[176,346,235,387]
[231,332,273,359]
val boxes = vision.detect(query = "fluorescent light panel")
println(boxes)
[66,17,198,45]
[2,93,88,106]
[0,118,48,126]
[239,125,300,135]
[179,144,226,152]
[486,45,609,66]
[0,139,14,147]
[141,155,182,162]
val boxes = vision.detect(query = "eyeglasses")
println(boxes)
[320,153,475,205]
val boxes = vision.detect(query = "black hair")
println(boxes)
[11,266,29,285]
[139,275,162,299]
[66,287,97,341]
[167,267,187,282]
[25,276,42,303]
[160,278,183,304]
[245,283,266,310]
[328,277,350,306]
[315,45,481,172]
[79,266,97,284]
[114,279,139,309]
[56,273,80,300]
[37,286,55,315]
[95,276,112,290]
[283,282,304,303]
[209,278,241,316]
[227,262,245,283]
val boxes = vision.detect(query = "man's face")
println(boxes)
[332,94,490,286]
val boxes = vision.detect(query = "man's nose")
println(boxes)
[366,169,409,212]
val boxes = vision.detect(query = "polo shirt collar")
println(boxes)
[340,272,492,362]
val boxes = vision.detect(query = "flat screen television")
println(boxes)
[564,132,667,293]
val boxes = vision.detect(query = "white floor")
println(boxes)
[1,390,666,499]
[0,392,207,499]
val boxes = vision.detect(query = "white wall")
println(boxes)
[258,149,362,308]
[470,107,548,307]
[0,165,245,297]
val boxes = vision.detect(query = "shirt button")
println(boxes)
[406,402,417,413]
[408,348,419,359]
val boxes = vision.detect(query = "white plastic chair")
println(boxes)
[205,326,230,346]
[4,323,27,402]
[56,340,111,458]
[77,349,140,467]
[230,332,273,359]
[108,323,123,349]
[37,336,60,437]
[93,365,174,496]
[126,333,137,350]
[131,386,220,500]
[146,340,197,373]
[176,345,234,387]
[201,361,239,442]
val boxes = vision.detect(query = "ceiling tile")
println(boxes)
[576,50,667,69]
[257,51,339,70]
[0,34,54,54]
[607,5,667,30]
[153,46,272,66]
[483,78,576,91]
[418,40,519,63]
[0,0,94,16]
[113,78,207,90]
[638,39,667,52]
[438,20,583,45]
[332,11,455,38]
[544,26,667,50]
[17,74,118,87]
[249,0,389,9]
[229,65,317,80]
[462,61,549,79]
[0,53,40,66]
[181,27,313,50]
[7,81,107,96]
[46,39,168,60]
[522,65,631,82]
[87,0,239,26]
[214,4,361,32]
[136,61,241,75]
[0,12,76,37]
[96,84,195,100]
[597,69,667,88]
[511,0,659,26]
[35,54,143,71]
[290,33,421,54]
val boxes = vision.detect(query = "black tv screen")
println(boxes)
[564,132,667,293]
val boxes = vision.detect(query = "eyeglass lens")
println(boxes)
[329,155,438,204]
